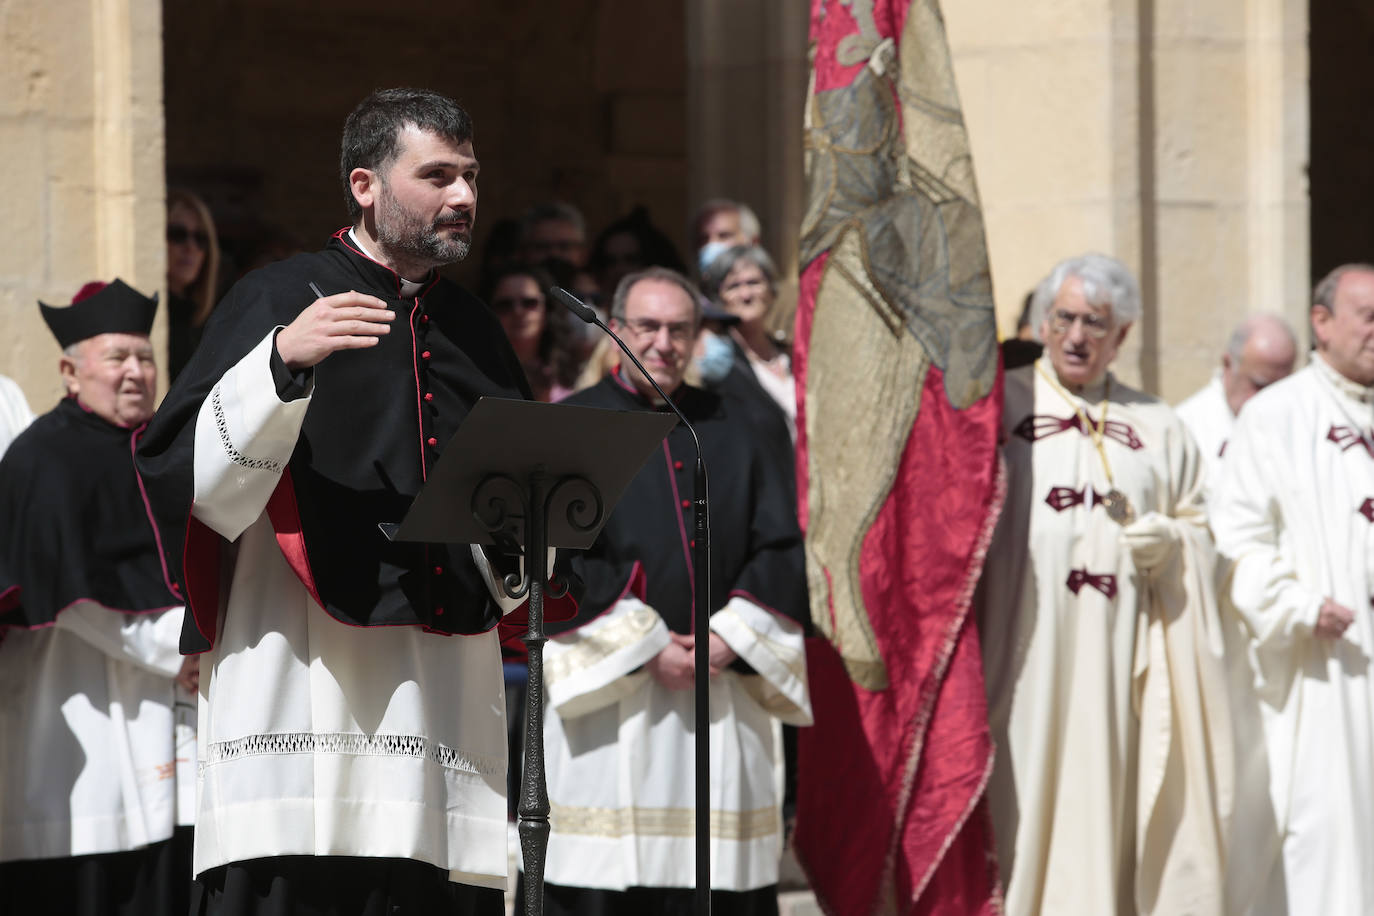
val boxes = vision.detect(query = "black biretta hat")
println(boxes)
[39,279,159,349]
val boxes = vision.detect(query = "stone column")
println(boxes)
[0,0,165,408]
[686,0,809,331]
[943,0,1308,399]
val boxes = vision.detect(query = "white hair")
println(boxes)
[694,198,761,243]
[1029,253,1142,331]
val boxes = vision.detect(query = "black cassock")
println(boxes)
[0,397,179,628]
[555,373,807,637]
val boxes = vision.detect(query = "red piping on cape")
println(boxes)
[661,440,696,631]
[130,424,184,602]
[408,299,428,483]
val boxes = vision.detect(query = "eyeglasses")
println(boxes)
[622,318,696,342]
[1047,309,1112,339]
[492,296,543,313]
[167,225,210,249]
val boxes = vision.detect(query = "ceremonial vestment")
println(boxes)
[536,376,811,913]
[978,360,1232,916]
[136,230,574,908]
[1212,355,1374,915]
[0,397,187,915]
[1174,372,1232,498]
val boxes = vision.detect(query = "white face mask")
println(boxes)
[694,330,736,384]
[697,241,732,276]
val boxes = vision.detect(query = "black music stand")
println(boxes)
[382,397,677,915]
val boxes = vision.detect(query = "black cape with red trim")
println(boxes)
[0,397,180,629]
[136,231,577,654]
[551,375,807,636]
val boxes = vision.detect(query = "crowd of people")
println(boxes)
[1,83,1373,916]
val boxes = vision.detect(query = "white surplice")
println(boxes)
[1211,354,1374,915]
[0,603,185,861]
[979,360,1233,916]
[188,332,524,889]
[1174,372,1233,499]
[540,595,811,892]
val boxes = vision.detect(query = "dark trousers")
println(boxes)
[518,877,780,916]
[0,827,192,916]
[190,855,504,916]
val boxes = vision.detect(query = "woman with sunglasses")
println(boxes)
[165,188,220,380]
[481,264,579,404]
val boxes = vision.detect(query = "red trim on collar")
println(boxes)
[334,227,440,300]
[334,227,403,298]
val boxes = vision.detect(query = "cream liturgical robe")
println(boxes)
[541,595,811,892]
[1212,355,1374,915]
[979,360,1233,916]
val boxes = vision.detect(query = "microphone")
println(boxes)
[550,285,714,916]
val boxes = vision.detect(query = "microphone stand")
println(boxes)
[552,287,713,916]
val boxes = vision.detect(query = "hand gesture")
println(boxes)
[175,656,200,694]
[705,632,737,676]
[275,290,394,370]
[647,632,695,691]
[1314,597,1355,639]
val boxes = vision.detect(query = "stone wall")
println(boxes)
[0,0,166,410]
[944,0,1309,400]
[163,0,687,291]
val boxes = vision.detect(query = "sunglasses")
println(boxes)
[492,296,544,313]
[167,225,210,249]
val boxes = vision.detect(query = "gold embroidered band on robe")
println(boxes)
[550,802,778,842]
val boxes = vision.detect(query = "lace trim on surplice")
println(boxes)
[200,731,503,776]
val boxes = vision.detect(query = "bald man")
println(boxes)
[1175,314,1298,496]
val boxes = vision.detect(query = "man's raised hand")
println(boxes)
[276,290,394,371]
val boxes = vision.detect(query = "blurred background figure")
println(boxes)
[518,201,589,269]
[699,243,795,440]
[1002,289,1045,370]
[165,188,221,380]
[482,264,580,403]
[1174,314,1297,495]
[692,198,761,277]
[0,373,34,459]
[587,206,687,304]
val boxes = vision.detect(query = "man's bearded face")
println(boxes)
[373,128,478,272]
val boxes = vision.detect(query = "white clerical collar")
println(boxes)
[1313,351,1374,405]
[348,228,427,297]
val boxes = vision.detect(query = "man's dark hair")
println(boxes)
[339,88,474,223]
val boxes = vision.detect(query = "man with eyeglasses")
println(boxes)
[530,267,811,915]
[0,280,196,915]
[976,253,1233,915]
[1174,315,1297,498]
[1211,263,1374,914]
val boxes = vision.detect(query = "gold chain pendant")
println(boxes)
[1101,488,1136,526]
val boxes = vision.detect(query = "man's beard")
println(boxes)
[375,186,472,270]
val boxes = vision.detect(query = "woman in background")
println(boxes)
[483,264,580,403]
[165,188,220,380]
[699,243,796,440]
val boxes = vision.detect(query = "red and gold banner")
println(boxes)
[792,0,1005,912]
